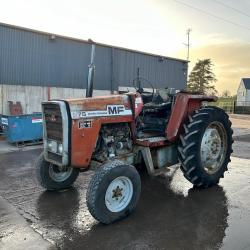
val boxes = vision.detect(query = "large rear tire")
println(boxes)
[178,107,233,188]
[36,153,79,190]
[86,160,141,224]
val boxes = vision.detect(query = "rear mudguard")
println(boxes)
[166,93,217,142]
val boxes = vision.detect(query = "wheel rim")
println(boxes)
[105,176,133,213]
[48,164,73,182]
[200,121,228,174]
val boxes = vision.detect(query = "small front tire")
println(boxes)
[36,153,79,190]
[86,160,141,224]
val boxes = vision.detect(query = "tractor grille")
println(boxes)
[43,103,63,142]
[48,151,62,163]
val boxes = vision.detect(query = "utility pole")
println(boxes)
[184,28,192,85]
[184,28,191,61]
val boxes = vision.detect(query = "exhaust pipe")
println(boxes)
[86,43,96,98]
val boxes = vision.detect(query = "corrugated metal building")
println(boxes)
[0,22,187,91]
[0,22,188,114]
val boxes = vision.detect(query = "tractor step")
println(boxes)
[137,136,166,142]
[151,165,179,177]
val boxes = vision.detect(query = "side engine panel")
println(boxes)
[68,94,142,168]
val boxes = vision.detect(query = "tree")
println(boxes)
[187,59,217,95]
[221,90,231,98]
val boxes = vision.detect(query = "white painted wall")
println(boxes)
[0,84,111,115]
[246,90,250,103]
[237,80,248,106]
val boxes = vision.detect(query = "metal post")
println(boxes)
[111,48,114,94]
[183,28,192,85]
[136,67,143,92]
[86,44,96,98]
[186,28,191,61]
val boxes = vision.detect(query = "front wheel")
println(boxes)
[178,107,233,188]
[86,160,141,224]
[36,153,79,190]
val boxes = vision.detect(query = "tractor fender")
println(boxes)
[166,93,217,142]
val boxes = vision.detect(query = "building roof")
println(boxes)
[0,22,188,63]
[242,78,250,90]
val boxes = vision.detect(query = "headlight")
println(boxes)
[58,144,63,154]
[47,140,53,150]
[47,140,57,153]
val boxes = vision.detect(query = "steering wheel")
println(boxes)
[133,77,155,98]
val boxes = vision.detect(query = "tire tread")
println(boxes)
[86,160,141,224]
[178,106,233,187]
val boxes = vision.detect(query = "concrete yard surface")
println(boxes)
[0,149,250,250]
[230,114,250,159]
[0,114,250,249]
[0,196,54,250]
[0,138,42,155]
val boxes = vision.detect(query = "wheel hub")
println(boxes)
[49,164,73,182]
[200,122,227,174]
[105,176,133,212]
[112,186,123,200]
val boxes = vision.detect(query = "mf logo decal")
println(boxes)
[107,105,125,115]
[71,105,132,119]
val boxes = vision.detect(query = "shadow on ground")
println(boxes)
[35,174,228,250]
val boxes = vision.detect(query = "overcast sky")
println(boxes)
[1,0,250,94]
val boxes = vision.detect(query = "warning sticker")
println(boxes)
[1,117,8,125]
[78,120,92,129]
[32,118,43,123]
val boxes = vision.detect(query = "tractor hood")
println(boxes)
[65,94,141,120]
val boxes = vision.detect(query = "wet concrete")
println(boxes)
[0,149,250,250]
[0,196,54,250]
[229,115,250,160]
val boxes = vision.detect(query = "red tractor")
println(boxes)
[36,47,233,224]
[36,85,233,224]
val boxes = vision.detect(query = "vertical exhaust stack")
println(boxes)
[86,43,96,98]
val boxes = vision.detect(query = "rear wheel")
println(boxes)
[178,107,233,187]
[86,160,141,224]
[36,153,79,190]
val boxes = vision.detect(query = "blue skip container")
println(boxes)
[0,113,43,143]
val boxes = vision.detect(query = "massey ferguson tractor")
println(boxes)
[36,45,233,224]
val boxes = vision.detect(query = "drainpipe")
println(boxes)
[47,87,51,101]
